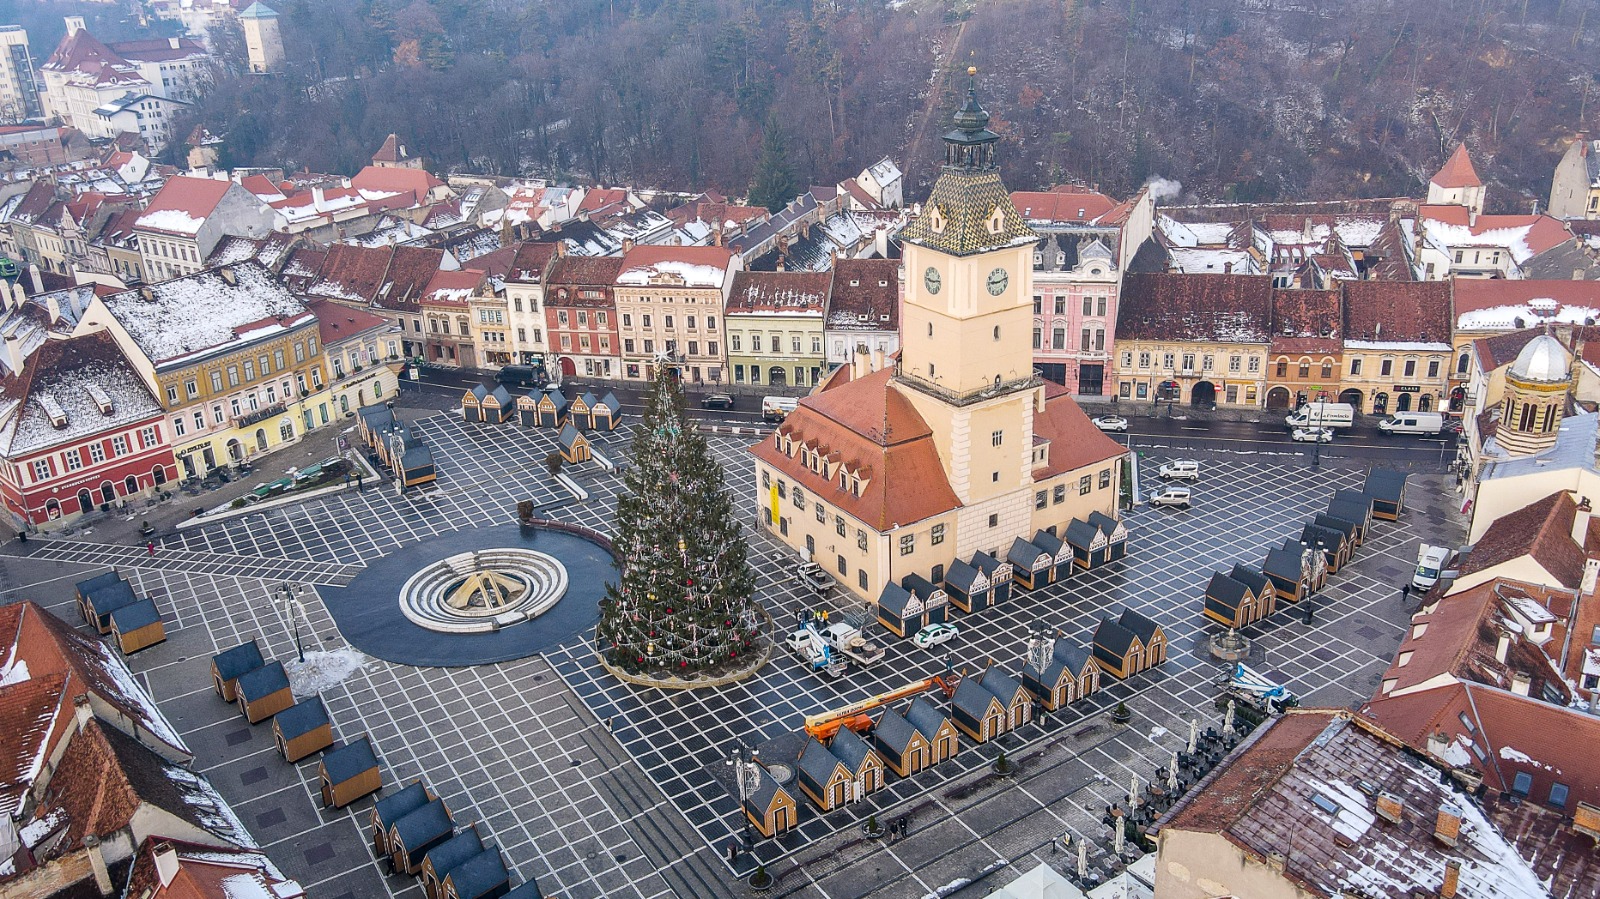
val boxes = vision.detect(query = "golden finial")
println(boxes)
[968,66,977,76]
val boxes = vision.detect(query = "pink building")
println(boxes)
[1013,186,1153,395]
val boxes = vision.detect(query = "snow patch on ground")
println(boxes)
[1149,726,1168,739]
[286,648,368,698]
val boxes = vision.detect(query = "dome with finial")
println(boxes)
[1508,334,1570,384]
[951,66,990,135]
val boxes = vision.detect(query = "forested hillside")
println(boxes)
[139,0,1600,209]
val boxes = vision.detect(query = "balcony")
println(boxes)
[893,360,1042,407]
[234,402,287,429]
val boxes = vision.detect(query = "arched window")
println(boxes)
[123,475,138,496]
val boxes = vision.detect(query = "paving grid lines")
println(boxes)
[544,441,1462,876]
[2,410,1463,898]
[27,539,364,586]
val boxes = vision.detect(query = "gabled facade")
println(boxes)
[132,176,274,281]
[822,257,899,369]
[0,331,175,528]
[613,244,737,383]
[544,254,622,380]
[726,269,829,388]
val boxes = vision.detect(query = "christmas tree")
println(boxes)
[597,368,761,676]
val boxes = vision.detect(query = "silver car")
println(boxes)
[1148,486,1192,508]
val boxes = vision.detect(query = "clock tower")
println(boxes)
[895,70,1041,515]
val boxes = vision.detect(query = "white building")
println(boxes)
[133,176,275,282]
[0,25,41,122]
[39,17,210,148]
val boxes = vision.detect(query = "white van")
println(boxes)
[1284,402,1355,430]
[1158,460,1200,481]
[1412,544,1452,591]
[1379,411,1445,436]
[762,396,798,422]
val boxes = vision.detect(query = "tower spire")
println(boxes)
[942,66,999,172]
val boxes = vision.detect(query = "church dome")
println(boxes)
[1509,334,1570,384]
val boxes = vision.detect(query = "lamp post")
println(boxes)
[279,581,306,662]
[727,742,758,853]
[1310,401,1322,469]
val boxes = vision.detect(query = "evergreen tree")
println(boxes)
[747,114,796,212]
[597,369,760,676]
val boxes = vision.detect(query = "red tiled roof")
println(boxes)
[135,176,232,235]
[751,367,961,530]
[827,258,899,318]
[306,298,390,348]
[1420,206,1570,258]
[124,839,304,899]
[1162,709,1338,832]
[418,269,484,307]
[1458,492,1585,589]
[350,166,443,206]
[1271,288,1342,342]
[508,242,560,282]
[109,37,207,63]
[726,270,831,315]
[1473,329,1543,372]
[1010,188,1117,224]
[1341,280,1452,343]
[1452,278,1600,317]
[1432,144,1482,188]
[1117,273,1274,342]
[1032,388,1126,478]
[547,255,624,289]
[578,188,630,212]
[0,672,66,815]
[371,133,406,163]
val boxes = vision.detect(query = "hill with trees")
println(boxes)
[152,0,1600,210]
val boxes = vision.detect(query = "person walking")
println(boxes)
[1401,582,1412,604]
[146,540,155,557]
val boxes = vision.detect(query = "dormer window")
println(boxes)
[85,384,113,415]
[987,206,1006,234]
[39,393,66,429]
[928,206,946,233]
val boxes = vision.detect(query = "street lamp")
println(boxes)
[726,742,758,852]
[1310,401,1322,469]
[279,581,306,662]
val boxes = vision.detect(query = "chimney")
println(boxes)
[871,346,885,372]
[312,186,325,208]
[154,841,180,887]
[218,267,236,287]
[1573,497,1592,547]
[1265,851,1286,873]
[1576,269,1586,281]
[712,225,723,247]
[73,693,92,727]
[852,344,870,380]
[621,238,634,254]
[1303,217,1314,241]
[45,291,60,325]
[1510,671,1532,695]
[1583,557,1600,596]
[64,17,85,37]
[1440,859,1461,899]
[1468,210,1478,228]
[82,835,112,895]
[1375,792,1404,823]
[1495,627,1512,664]
[554,241,567,257]
[1434,804,1462,847]
[168,36,181,50]
[1223,261,1233,274]
[4,333,25,375]
[28,264,42,295]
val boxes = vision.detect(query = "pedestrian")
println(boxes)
[1401,582,1412,603]
[146,540,155,557]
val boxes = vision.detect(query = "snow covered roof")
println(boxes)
[100,262,312,367]
[614,245,734,288]
[124,838,305,899]
[0,331,163,457]
[1160,710,1547,899]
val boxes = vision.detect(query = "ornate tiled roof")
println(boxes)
[899,169,1037,258]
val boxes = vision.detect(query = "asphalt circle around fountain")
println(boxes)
[316,522,614,666]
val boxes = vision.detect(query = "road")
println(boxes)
[400,367,1458,468]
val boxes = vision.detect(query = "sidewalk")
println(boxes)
[10,420,372,550]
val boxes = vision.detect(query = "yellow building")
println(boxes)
[83,263,328,477]
[1113,273,1272,408]
[725,270,830,389]
[1340,281,1453,415]
[751,75,1127,602]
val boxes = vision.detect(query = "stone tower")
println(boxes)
[240,2,285,75]
[1497,334,1570,457]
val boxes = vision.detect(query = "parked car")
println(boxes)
[1292,426,1335,443]
[495,364,547,388]
[1092,415,1129,432]
[912,622,959,649]
[701,393,735,410]
[1147,486,1192,508]
[1158,460,1200,481]
[1378,411,1445,436]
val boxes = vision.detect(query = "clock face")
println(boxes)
[986,267,1009,296]
[924,266,942,295]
